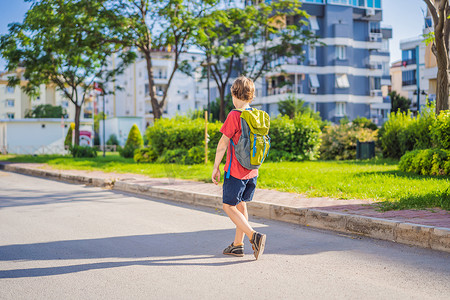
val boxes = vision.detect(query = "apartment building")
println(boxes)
[393,7,438,113]
[101,50,207,126]
[0,69,91,121]
[250,0,392,125]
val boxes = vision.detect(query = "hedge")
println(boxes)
[379,104,435,159]
[267,114,322,161]
[144,116,222,164]
[399,149,450,176]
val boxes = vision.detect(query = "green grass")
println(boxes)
[2,153,450,211]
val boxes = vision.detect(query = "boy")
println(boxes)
[211,76,266,260]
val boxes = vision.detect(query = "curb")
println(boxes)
[1,163,449,253]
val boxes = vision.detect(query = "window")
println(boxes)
[336,46,346,60]
[328,0,350,4]
[6,86,15,94]
[335,102,346,117]
[7,113,14,119]
[309,16,319,31]
[6,99,14,107]
[335,74,350,88]
[402,70,416,86]
[369,22,380,34]
[382,62,389,76]
[145,83,149,96]
[402,48,416,65]
[309,74,320,87]
[381,39,389,52]
[309,45,316,61]
[371,77,381,90]
[303,0,325,3]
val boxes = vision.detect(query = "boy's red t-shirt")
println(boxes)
[220,110,258,180]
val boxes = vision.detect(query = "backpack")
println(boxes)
[226,107,271,178]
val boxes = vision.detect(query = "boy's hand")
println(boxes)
[212,167,221,185]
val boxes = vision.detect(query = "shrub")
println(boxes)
[134,147,158,163]
[120,144,136,158]
[267,114,322,161]
[186,146,205,165]
[399,149,450,176]
[64,123,75,147]
[106,134,120,146]
[70,145,97,158]
[379,111,414,159]
[145,116,222,162]
[320,124,377,160]
[121,124,144,158]
[431,110,450,149]
[157,149,189,164]
[352,117,378,130]
[380,102,436,159]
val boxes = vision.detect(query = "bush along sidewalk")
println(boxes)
[121,124,144,158]
[320,117,378,160]
[379,102,435,159]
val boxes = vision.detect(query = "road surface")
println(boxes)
[0,171,449,299]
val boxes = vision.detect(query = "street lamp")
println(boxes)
[413,89,427,114]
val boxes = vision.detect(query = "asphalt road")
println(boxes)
[0,170,449,300]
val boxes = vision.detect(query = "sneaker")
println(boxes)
[250,232,266,260]
[223,243,244,257]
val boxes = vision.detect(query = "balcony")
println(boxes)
[402,79,417,87]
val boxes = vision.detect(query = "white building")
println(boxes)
[102,50,207,126]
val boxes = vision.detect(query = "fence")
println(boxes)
[0,145,69,155]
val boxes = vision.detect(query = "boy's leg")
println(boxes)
[222,203,254,240]
[234,201,248,245]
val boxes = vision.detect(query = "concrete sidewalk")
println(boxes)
[1,162,449,253]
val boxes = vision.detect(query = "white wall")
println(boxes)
[99,117,145,146]
[0,119,93,154]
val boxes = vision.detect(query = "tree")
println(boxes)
[195,0,316,121]
[121,123,144,158]
[64,123,75,147]
[110,0,217,120]
[25,104,67,118]
[125,124,144,149]
[278,96,309,119]
[210,94,234,122]
[389,91,411,113]
[0,0,134,145]
[423,0,450,113]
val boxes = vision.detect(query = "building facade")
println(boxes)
[101,51,207,126]
[251,0,392,125]
[0,69,91,121]
[393,7,438,113]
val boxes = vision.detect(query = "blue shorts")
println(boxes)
[222,172,258,206]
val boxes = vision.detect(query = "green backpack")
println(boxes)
[226,107,270,178]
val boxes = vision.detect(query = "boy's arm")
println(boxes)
[211,134,230,185]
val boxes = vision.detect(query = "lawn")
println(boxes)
[1,153,449,210]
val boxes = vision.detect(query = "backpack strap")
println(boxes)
[226,139,236,179]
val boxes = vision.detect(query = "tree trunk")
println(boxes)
[219,87,226,122]
[435,31,450,114]
[74,104,81,146]
[144,51,162,120]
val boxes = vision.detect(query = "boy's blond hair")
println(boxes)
[230,76,255,102]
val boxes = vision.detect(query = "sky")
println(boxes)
[0,0,428,71]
